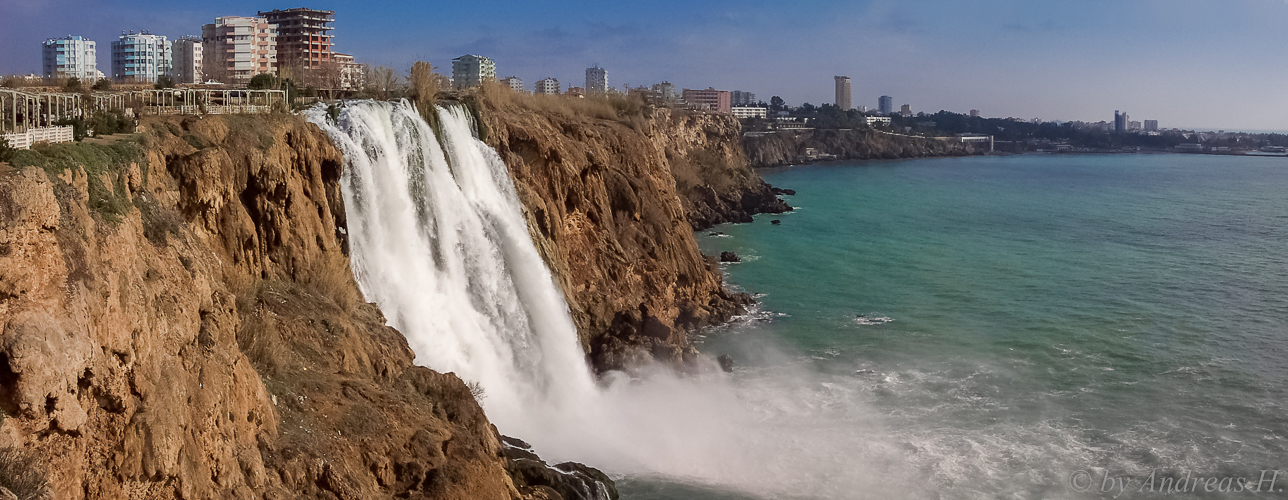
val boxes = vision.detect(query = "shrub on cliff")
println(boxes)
[0,448,49,500]
[0,137,14,163]
[409,61,440,115]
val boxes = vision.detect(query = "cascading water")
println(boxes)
[306,100,913,499]
[304,100,597,427]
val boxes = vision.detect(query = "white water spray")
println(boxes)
[306,101,916,499]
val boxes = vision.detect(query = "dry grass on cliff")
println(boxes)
[0,447,49,500]
[477,82,649,129]
[302,252,363,313]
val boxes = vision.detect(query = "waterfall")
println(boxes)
[306,100,911,499]
[305,100,597,429]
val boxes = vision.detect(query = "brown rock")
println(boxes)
[0,114,522,499]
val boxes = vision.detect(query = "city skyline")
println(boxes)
[2,0,1286,131]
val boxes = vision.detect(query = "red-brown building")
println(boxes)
[258,8,335,70]
[682,87,732,114]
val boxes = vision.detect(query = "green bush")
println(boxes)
[0,137,14,163]
[154,75,175,89]
[92,79,111,90]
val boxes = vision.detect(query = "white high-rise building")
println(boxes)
[585,65,607,95]
[451,54,495,89]
[500,76,524,92]
[171,36,203,84]
[111,31,170,83]
[42,35,98,81]
[202,16,277,84]
[534,78,560,95]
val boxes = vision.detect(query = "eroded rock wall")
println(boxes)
[473,95,787,372]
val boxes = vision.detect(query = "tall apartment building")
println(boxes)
[451,54,494,89]
[1114,110,1127,134]
[731,90,756,107]
[258,8,334,72]
[682,87,732,114]
[42,35,97,81]
[534,78,560,95]
[500,76,524,92]
[878,95,893,115]
[170,35,203,84]
[969,109,980,118]
[1144,119,1159,132]
[202,16,277,84]
[899,104,912,117]
[834,76,852,111]
[111,31,170,83]
[585,65,608,95]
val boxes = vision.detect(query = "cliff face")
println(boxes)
[473,93,786,372]
[0,115,523,499]
[743,128,976,167]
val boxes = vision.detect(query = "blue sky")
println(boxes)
[2,0,1285,131]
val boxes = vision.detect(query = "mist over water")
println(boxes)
[304,101,911,499]
[695,155,1288,499]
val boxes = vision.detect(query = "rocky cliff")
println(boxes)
[471,91,787,372]
[743,128,977,167]
[0,115,586,500]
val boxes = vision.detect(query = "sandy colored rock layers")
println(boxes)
[0,114,524,499]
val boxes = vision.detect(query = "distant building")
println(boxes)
[864,116,892,126]
[878,95,893,115]
[566,86,585,98]
[900,104,912,118]
[969,109,980,118]
[857,105,868,113]
[500,76,524,92]
[451,54,495,89]
[653,81,678,103]
[170,36,203,84]
[731,106,767,119]
[585,65,608,94]
[731,90,756,107]
[1114,110,1127,134]
[1176,143,1203,152]
[333,53,364,89]
[1128,120,1142,131]
[534,78,560,95]
[202,16,277,84]
[834,76,852,110]
[111,31,170,83]
[682,87,732,114]
[1144,119,1159,132]
[42,35,97,81]
[259,8,334,73]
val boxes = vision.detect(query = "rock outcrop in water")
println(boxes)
[743,128,977,167]
[0,114,588,499]
[472,90,788,372]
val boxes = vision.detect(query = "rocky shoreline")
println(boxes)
[743,127,977,168]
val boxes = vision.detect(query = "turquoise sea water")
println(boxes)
[622,154,1288,499]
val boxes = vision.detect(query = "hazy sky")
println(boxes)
[2,0,1285,131]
